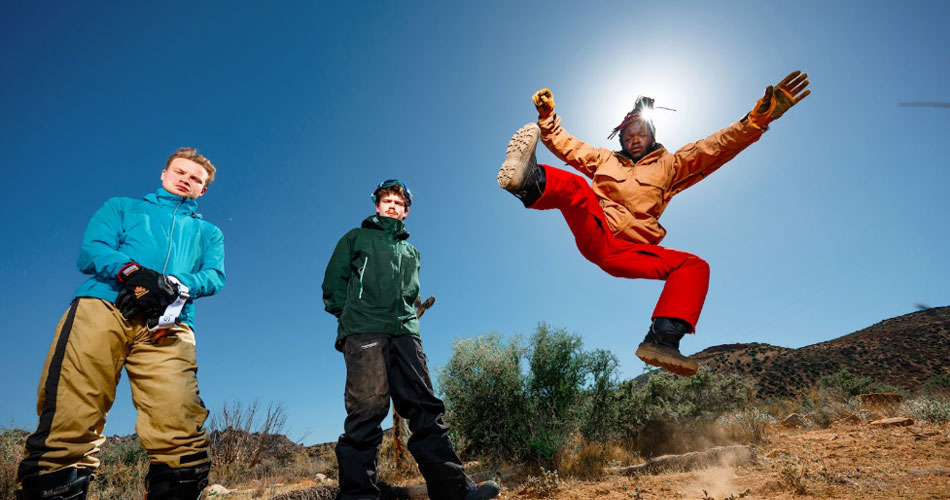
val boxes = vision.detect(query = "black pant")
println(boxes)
[335,334,470,500]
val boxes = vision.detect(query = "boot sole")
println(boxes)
[497,122,540,191]
[635,343,699,376]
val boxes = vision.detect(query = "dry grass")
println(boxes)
[505,420,950,500]
[556,436,638,480]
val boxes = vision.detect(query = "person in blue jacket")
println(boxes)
[15,148,225,500]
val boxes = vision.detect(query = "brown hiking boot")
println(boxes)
[498,123,542,202]
[635,317,699,376]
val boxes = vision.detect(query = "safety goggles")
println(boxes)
[371,178,413,206]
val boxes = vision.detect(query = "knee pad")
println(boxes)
[145,463,210,500]
[16,467,93,500]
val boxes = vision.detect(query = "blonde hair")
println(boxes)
[166,147,216,185]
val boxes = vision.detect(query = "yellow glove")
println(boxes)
[532,88,555,119]
[749,71,810,129]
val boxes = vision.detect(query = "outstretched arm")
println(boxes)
[748,71,811,130]
[669,71,811,194]
[668,121,766,194]
[533,88,614,179]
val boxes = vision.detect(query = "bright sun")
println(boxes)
[570,48,728,148]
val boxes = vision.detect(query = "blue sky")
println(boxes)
[1,1,947,445]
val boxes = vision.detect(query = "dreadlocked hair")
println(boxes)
[608,95,657,140]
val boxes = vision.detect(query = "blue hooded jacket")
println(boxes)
[74,187,226,327]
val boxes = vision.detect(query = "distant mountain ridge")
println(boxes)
[685,306,950,398]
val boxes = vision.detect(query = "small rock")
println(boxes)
[870,417,914,427]
[833,414,863,426]
[782,413,805,428]
[866,411,884,421]
[206,484,230,495]
[834,414,864,425]
[314,473,327,483]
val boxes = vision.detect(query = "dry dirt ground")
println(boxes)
[505,421,950,500]
[226,421,949,500]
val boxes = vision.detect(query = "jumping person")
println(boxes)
[15,148,226,500]
[322,180,499,500]
[497,72,810,376]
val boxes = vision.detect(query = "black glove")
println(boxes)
[115,263,178,320]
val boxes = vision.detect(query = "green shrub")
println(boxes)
[438,333,530,464]
[524,325,591,461]
[617,368,755,456]
[817,369,897,397]
[578,349,621,443]
[439,324,626,466]
[903,396,950,424]
[440,325,757,464]
[99,436,147,467]
[921,374,950,397]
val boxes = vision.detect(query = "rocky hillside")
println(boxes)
[688,306,950,398]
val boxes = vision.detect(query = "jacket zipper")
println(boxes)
[161,197,185,275]
[394,237,404,335]
[357,256,368,299]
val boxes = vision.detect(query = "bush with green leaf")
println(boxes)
[817,369,897,397]
[903,395,950,424]
[438,333,530,463]
[439,324,757,463]
[439,324,623,466]
[921,374,950,397]
[617,368,756,456]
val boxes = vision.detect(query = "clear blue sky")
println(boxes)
[1,1,947,445]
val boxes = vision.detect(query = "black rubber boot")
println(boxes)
[464,480,500,500]
[497,123,546,206]
[145,463,210,500]
[635,317,699,376]
[16,467,93,500]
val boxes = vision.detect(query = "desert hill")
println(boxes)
[686,306,950,398]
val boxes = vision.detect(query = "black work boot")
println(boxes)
[464,480,500,500]
[16,467,93,500]
[635,317,699,376]
[497,123,546,206]
[145,463,210,500]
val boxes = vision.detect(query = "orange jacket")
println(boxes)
[538,113,765,244]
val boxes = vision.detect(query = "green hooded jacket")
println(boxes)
[322,215,421,351]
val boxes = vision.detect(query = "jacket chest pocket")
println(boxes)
[593,162,631,203]
[633,163,672,191]
[396,247,418,295]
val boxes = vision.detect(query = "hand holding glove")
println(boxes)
[749,70,810,129]
[115,263,179,320]
[532,88,555,119]
[415,296,435,319]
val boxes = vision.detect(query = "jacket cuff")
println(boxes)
[741,112,768,132]
[538,112,559,132]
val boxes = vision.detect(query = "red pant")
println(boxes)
[530,165,709,330]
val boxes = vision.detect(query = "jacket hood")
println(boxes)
[145,188,200,217]
[362,214,410,240]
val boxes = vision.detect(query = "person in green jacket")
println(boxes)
[322,179,499,500]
